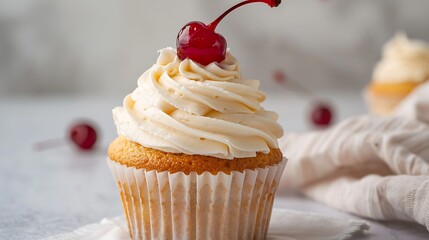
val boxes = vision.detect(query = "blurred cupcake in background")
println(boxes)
[366,33,429,116]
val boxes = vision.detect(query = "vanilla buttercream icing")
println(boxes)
[373,33,429,83]
[113,47,283,159]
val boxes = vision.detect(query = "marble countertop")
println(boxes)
[1,93,428,239]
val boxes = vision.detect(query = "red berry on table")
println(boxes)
[272,71,336,129]
[176,0,281,65]
[273,70,286,83]
[310,103,333,127]
[69,123,97,150]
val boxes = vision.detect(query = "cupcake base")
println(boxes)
[365,81,420,116]
[107,158,287,240]
[108,136,283,175]
[365,90,404,116]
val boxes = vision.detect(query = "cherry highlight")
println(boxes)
[177,0,281,65]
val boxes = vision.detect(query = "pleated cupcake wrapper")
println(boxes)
[107,158,287,240]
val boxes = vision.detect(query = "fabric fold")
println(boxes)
[279,81,429,231]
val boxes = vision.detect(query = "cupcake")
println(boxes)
[107,46,285,239]
[365,33,429,116]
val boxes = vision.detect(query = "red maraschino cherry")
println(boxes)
[272,70,336,128]
[69,123,97,150]
[34,122,98,151]
[310,103,333,128]
[177,0,281,65]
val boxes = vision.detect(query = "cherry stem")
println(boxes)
[34,137,68,152]
[277,74,318,98]
[208,0,271,31]
[287,79,318,97]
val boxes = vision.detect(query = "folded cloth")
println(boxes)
[45,209,369,240]
[394,81,429,124]
[279,82,429,231]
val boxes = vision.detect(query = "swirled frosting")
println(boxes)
[373,33,429,83]
[113,47,283,159]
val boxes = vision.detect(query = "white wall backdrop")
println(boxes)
[1,0,428,97]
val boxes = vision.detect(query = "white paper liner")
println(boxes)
[107,158,287,240]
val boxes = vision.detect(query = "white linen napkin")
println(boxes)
[279,82,429,231]
[45,208,369,240]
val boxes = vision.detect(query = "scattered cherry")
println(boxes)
[69,123,97,150]
[273,70,286,83]
[34,121,98,151]
[177,0,281,65]
[272,70,336,128]
[310,103,333,128]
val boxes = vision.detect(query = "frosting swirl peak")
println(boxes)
[113,47,283,159]
[373,33,429,83]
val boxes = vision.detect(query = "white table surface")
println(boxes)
[1,92,428,240]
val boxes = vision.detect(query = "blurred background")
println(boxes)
[2,1,429,238]
[1,0,429,97]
